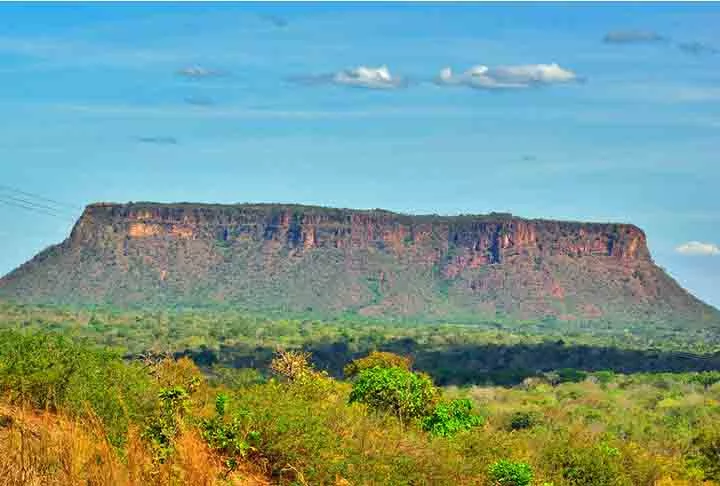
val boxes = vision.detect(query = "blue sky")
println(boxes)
[1,2,719,307]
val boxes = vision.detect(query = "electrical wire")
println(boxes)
[0,198,73,220]
[0,183,80,211]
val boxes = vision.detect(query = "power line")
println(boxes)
[0,198,75,221]
[0,198,64,218]
[0,194,70,216]
[0,184,80,211]
[0,183,81,222]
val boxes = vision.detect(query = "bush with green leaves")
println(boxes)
[593,370,616,388]
[199,393,260,468]
[0,330,156,446]
[488,459,533,486]
[421,398,484,437]
[545,439,626,486]
[142,385,191,461]
[349,366,437,425]
[690,425,720,480]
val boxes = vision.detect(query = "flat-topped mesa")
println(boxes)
[2,201,714,324]
[72,202,650,264]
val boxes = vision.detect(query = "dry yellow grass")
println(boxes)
[0,403,269,486]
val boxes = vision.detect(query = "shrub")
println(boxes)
[0,330,156,446]
[545,439,627,486]
[349,367,437,425]
[270,350,335,401]
[142,385,192,462]
[508,411,540,431]
[199,393,259,466]
[593,370,616,387]
[344,351,412,378]
[227,378,468,485]
[488,459,533,486]
[557,368,589,384]
[152,356,204,393]
[210,366,265,388]
[270,349,314,382]
[422,398,484,437]
[690,425,720,480]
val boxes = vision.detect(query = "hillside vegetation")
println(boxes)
[1,325,720,485]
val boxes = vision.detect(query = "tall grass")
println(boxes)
[0,403,269,486]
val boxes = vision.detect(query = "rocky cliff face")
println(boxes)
[0,202,715,326]
[70,202,650,262]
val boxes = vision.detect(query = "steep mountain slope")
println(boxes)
[1,202,717,328]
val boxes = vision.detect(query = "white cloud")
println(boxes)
[437,63,578,90]
[332,65,403,89]
[675,241,720,256]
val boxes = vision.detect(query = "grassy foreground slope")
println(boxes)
[2,328,720,485]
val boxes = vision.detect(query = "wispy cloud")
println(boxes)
[135,136,178,145]
[54,103,466,119]
[602,30,717,56]
[603,30,666,44]
[436,63,579,90]
[259,14,288,28]
[675,241,720,256]
[668,87,720,102]
[176,65,227,79]
[292,65,405,90]
[677,41,719,56]
[0,36,188,70]
[184,96,215,107]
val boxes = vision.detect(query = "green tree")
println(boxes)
[688,371,720,390]
[348,367,437,426]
